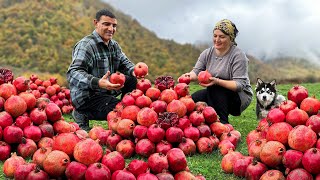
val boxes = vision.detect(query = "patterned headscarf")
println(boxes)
[214,19,238,43]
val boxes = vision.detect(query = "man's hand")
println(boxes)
[99,71,123,90]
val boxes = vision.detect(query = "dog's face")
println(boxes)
[255,78,277,108]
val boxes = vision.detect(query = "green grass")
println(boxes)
[1,83,320,179]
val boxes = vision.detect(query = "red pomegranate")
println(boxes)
[121,93,135,106]
[174,83,189,97]
[165,126,184,143]
[166,99,187,118]
[0,83,17,100]
[112,169,136,179]
[197,124,212,137]
[133,125,148,140]
[117,119,135,138]
[248,139,267,160]
[197,137,215,154]
[218,140,235,155]
[174,171,196,179]
[220,132,239,146]
[279,100,297,114]
[137,107,158,127]
[300,96,320,116]
[179,96,196,114]
[148,152,169,174]
[210,121,229,138]
[287,85,308,106]
[233,156,253,177]
[17,138,37,158]
[189,110,205,126]
[266,122,293,145]
[136,78,152,93]
[135,95,152,108]
[52,132,80,157]
[30,108,47,125]
[184,126,200,142]
[197,70,212,84]
[106,132,122,151]
[134,62,148,78]
[45,102,62,122]
[288,125,317,152]
[0,111,13,129]
[3,125,24,144]
[116,139,135,158]
[202,106,218,124]
[14,163,36,180]
[286,168,313,180]
[145,87,161,101]
[135,138,155,157]
[101,151,125,173]
[246,129,265,147]
[245,159,268,180]
[4,95,27,117]
[23,125,42,142]
[286,107,309,127]
[260,140,286,168]
[65,161,87,180]
[3,153,26,178]
[85,163,111,180]
[73,138,103,165]
[282,149,303,174]
[32,147,52,168]
[259,170,285,180]
[221,150,244,174]
[0,141,11,161]
[37,137,54,148]
[156,140,173,155]
[302,148,320,174]
[159,89,178,104]
[39,122,54,138]
[147,124,165,143]
[178,74,191,84]
[150,100,167,114]
[110,72,126,86]
[156,171,175,180]
[127,159,148,177]
[19,92,36,111]
[306,113,320,135]
[130,89,144,99]
[15,114,32,130]
[178,137,196,155]
[26,166,49,179]
[166,148,187,173]
[43,150,70,178]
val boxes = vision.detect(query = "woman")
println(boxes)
[179,19,253,124]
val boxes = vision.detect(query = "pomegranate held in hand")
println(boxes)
[134,62,148,78]
[110,72,126,86]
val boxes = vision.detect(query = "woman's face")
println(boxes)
[213,29,232,51]
[94,15,117,43]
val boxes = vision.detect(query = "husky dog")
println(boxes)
[255,78,286,120]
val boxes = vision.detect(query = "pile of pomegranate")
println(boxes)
[0,64,243,179]
[220,84,320,179]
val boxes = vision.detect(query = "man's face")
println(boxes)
[94,15,117,43]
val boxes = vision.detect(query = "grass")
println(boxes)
[1,82,320,179]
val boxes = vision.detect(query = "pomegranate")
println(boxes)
[0,68,14,84]
[287,85,308,106]
[45,102,62,122]
[32,147,52,168]
[197,137,215,154]
[23,125,42,142]
[135,95,152,108]
[259,170,285,180]
[166,148,187,173]
[156,171,175,180]
[147,124,165,143]
[286,107,309,127]
[133,125,148,140]
[127,159,148,177]
[88,126,105,140]
[178,137,196,155]
[197,124,212,137]
[117,119,135,138]
[116,139,135,158]
[165,126,184,143]
[266,108,285,124]
[0,111,13,129]
[110,71,126,86]
[288,125,317,152]
[43,150,70,178]
[52,132,80,157]
[37,137,54,148]
[65,161,87,180]
[282,149,303,174]
[202,106,218,124]
[189,110,205,126]
[184,126,200,141]
[101,151,125,173]
[179,96,196,114]
[302,148,320,174]
[85,163,111,180]
[145,87,161,101]
[245,159,268,180]
[300,96,320,116]
[3,153,26,178]
[218,140,235,155]
[13,76,30,92]
[286,168,313,180]
[148,152,169,174]
[0,141,11,161]
[14,163,36,180]
[266,122,293,145]
[150,100,167,114]
[19,92,36,111]
[137,107,158,127]
[3,125,24,144]
[210,121,229,138]
[17,138,37,158]
[174,83,189,97]
[306,112,320,135]
[26,166,50,179]
[174,171,196,179]
[246,129,265,147]
[0,83,17,100]
[279,100,297,114]
[233,156,253,177]
[39,122,54,138]
[248,139,267,160]
[154,75,175,91]
[260,141,286,168]
[30,108,47,125]
[112,169,136,179]
[73,138,103,165]
[159,89,178,104]
[221,150,244,174]
[156,140,173,155]
[4,95,27,117]
[106,132,122,151]
[134,62,149,78]
[178,74,191,84]
[137,172,159,180]
[15,114,32,130]
[157,112,179,130]
[136,78,152,93]
[130,89,144,99]
[166,99,187,118]
[135,138,155,157]
[197,70,212,84]
[220,132,239,146]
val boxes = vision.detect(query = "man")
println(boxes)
[67,9,137,131]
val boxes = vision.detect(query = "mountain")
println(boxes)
[0,0,319,86]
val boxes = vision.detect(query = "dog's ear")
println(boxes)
[270,79,276,87]
[256,78,263,86]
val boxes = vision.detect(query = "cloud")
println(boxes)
[103,0,320,64]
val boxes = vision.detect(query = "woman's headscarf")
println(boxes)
[214,19,238,44]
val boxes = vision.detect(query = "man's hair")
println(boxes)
[96,9,116,21]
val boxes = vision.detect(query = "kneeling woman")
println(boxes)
[179,19,253,124]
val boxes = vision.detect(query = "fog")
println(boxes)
[103,0,320,64]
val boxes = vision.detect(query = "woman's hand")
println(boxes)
[99,71,123,91]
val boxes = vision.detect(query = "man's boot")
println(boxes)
[72,109,91,131]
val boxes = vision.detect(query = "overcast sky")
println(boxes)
[103,0,320,64]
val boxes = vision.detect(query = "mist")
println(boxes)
[103,0,320,65]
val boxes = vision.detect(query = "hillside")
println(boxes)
[0,0,319,86]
